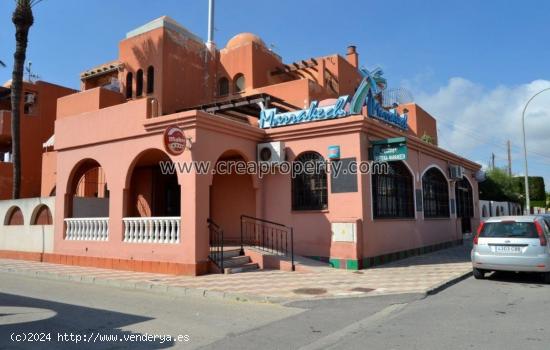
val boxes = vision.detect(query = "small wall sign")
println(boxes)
[328,145,341,160]
[163,125,186,155]
[370,137,408,162]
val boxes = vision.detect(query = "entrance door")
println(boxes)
[209,154,256,243]
[455,177,474,234]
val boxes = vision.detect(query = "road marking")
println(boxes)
[298,303,408,350]
[0,307,57,325]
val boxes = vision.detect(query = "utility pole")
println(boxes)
[507,140,512,176]
[491,153,495,170]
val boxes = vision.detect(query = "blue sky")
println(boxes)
[1,0,550,192]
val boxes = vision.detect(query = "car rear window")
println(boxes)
[480,222,538,238]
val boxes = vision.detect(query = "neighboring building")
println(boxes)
[0,81,75,199]
[479,200,522,218]
[2,16,480,275]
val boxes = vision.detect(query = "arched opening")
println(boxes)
[64,159,110,240]
[292,152,328,211]
[218,77,229,96]
[496,206,501,216]
[372,161,414,219]
[136,69,143,97]
[123,149,181,243]
[125,72,133,99]
[422,167,450,218]
[126,149,180,218]
[67,159,109,219]
[4,206,24,225]
[482,205,488,218]
[210,151,256,243]
[31,205,53,225]
[455,177,474,233]
[234,73,245,93]
[146,66,154,94]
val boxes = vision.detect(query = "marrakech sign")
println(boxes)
[370,137,408,162]
[259,67,408,131]
[163,125,186,155]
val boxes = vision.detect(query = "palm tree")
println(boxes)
[10,0,41,199]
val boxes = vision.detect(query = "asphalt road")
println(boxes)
[1,270,549,349]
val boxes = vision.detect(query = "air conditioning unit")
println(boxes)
[449,164,464,180]
[257,142,285,165]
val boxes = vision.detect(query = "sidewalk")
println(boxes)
[0,242,473,303]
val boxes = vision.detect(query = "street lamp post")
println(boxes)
[521,87,550,215]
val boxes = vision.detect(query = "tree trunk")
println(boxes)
[10,25,30,199]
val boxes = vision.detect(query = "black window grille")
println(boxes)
[218,77,229,96]
[455,177,473,218]
[136,69,143,97]
[292,152,328,211]
[422,168,450,218]
[125,72,133,99]
[146,66,154,94]
[372,161,414,219]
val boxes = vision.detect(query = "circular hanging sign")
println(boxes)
[163,125,186,155]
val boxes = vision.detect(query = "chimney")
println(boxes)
[206,0,216,51]
[346,45,358,68]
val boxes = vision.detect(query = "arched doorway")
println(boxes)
[210,151,256,244]
[125,149,180,218]
[455,177,474,233]
[67,159,109,219]
[65,159,109,240]
[123,149,181,244]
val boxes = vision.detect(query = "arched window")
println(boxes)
[482,205,488,218]
[136,69,143,97]
[496,206,500,216]
[234,73,245,93]
[292,152,328,211]
[146,66,154,94]
[422,167,450,218]
[218,77,229,96]
[372,161,414,219]
[125,72,133,99]
[31,205,53,225]
[4,206,24,225]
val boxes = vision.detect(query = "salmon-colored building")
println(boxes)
[0,81,74,199]
[1,15,481,276]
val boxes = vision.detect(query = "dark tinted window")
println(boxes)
[480,222,538,238]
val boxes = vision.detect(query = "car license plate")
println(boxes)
[495,246,521,253]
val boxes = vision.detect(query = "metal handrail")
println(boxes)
[240,215,295,271]
[207,218,224,273]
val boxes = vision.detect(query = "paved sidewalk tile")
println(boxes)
[0,243,473,302]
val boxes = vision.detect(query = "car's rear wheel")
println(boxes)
[473,268,485,279]
[542,272,550,284]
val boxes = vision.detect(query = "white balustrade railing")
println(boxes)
[123,217,180,244]
[65,218,109,241]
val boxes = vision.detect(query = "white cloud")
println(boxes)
[412,78,550,190]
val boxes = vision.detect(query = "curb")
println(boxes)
[0,266,285,304]
[425,270,473,296]
[0,262,473,304]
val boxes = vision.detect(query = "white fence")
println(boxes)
[0,197,55,253]
[123,217,180,244]
[480,200,522,218]
[64,217,109,241]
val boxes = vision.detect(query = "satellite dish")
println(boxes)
[475,170,487,182]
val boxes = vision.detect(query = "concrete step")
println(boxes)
[224,263,259,274]
[210,249,241,260]
[223,255,251,267]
